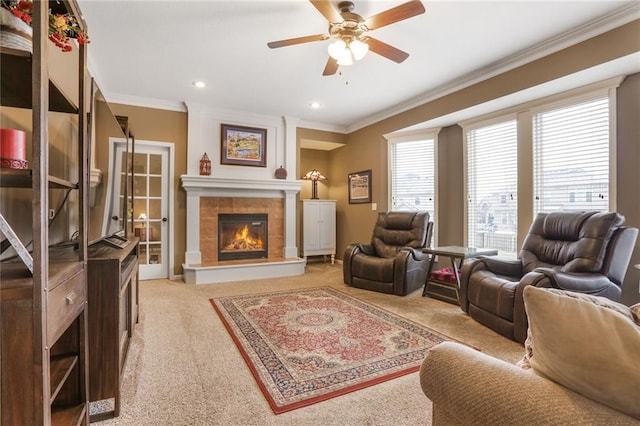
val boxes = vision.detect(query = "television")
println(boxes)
[88,80,131,248]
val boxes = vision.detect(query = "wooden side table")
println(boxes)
[422,246,498,304]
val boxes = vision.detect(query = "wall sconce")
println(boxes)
[200,152,211,176]
[301,169,327,200]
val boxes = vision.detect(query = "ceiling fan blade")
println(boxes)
[366,37,410,63]
[322,57,339,76]
[364,0,425,30]
[309,0,343,23]
[267,34,327,49]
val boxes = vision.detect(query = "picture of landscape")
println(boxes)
[221,124,267,167]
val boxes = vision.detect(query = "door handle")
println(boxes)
[162,217,168,222]
[111,216,119,221]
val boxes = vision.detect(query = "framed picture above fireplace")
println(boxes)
[221,123,267,167]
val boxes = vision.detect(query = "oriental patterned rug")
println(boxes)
[210,287,455,414]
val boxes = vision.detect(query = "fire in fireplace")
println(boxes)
[218,213,268,261]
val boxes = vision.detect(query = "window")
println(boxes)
[466,119,518,257]
[533,96,610,214]
[389,136,436,236]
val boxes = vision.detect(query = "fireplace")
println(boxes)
[181,176,305,284]
[218,213,268,261]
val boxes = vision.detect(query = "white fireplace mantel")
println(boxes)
[180,175,304,284]
[181,175,303,197]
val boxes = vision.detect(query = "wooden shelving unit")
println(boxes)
[0,1,90,424]
[87,237,140,421]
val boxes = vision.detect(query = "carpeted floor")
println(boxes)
[94,262,524,425]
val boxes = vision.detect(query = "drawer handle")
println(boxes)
[65,292,77,305]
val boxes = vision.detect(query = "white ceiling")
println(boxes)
[78,1,640,133]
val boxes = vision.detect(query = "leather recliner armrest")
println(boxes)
[343,243,376,285]
[533,267,616,295]
[399,246,430,262]
[358,244,376,256]
[478,255,523,277]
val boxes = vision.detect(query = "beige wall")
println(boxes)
[616,73,640,305]
[436,125,464,246]
[107,104,188,277]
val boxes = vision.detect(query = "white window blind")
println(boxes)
[466,119,518,257]
[390,138,435,228]
[533,96,609,214]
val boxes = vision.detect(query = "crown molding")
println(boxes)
[104,93,187,112]
[345,3,640,134]
[297,119,347,134]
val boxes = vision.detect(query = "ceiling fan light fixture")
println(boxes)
[336,49,354,66]
[350,39,368,60]
[327,39,346,60]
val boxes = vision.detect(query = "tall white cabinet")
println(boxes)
[302,199,336,264]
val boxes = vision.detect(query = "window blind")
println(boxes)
[466,119,518,257]
[390,138,435,232]
[533,96,609,214]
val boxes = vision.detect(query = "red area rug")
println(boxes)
[210,287,456,414]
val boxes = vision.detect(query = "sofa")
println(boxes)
[420,286,640,424]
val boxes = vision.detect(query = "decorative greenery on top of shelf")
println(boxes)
[3,0,89,52]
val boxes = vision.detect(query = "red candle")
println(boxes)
[0,128,28,169]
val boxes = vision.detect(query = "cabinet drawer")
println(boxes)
[47,270,86,344]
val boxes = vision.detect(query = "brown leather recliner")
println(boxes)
[459,211,638,343]
[343,211,433,296]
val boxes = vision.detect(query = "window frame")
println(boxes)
[459,76,622,252]
[529,89,618,215]
[385,128,440,244]
[462,114,519,257]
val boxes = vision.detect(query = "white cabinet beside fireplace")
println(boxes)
[302,199,336,264]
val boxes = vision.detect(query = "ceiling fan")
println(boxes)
[267,0,425,76]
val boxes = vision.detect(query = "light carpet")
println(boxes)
[94,262,524,425]
[211,287,460,413]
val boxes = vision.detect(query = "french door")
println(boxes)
[108,141,173,279]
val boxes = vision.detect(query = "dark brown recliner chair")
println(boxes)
[343,211,433,296]
[460,211,638,343]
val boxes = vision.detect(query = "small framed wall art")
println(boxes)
[221,124,267,167]
[348,169,372,204]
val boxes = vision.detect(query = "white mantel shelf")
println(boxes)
[180,174,304,284]
[181,175,303,197]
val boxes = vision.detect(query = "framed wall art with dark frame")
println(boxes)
[348,169,372,204]
[220,123,267,167]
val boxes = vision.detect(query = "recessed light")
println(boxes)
[192,80,206,88]
[309,102,321,109]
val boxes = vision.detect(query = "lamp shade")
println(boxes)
[301,169,327,181]
[301,169,327,200]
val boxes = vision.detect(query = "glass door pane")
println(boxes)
[132,149,168,279]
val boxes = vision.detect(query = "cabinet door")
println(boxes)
[303,201,320,251]
[318,202,336,250]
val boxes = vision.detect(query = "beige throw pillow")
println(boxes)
[522,286,640,419]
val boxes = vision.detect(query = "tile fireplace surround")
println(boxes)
[181,176,305,284]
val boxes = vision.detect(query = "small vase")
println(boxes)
[275,165,287,179]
